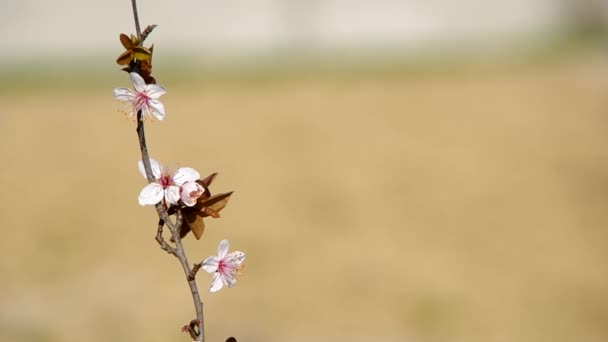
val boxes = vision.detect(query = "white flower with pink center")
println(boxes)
[138,159,204,206]
[113,72,167,120]
[202,239,246,292]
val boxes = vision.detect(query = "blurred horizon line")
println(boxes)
[0,29,604,90]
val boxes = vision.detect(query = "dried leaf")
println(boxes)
[200,173,219,188]
[197,192,233,217]
[184,207,206,239]
[189,214,206,240]
[119,33,133,49]
[139,45,155,84]
[204,207,220,218]
[172,207,205,241]
[116,51,132,65]
[116,33,151,67]
[132,46,152,61]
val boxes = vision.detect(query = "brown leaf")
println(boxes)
[204,207,220,218]
[116,51,132,65]
[187,212,206,240]
[197,191,233,215]
[119,33,133,49]
[173,206,206,241]
[132,46,152,61]
[200,173,218,188]
[139,45,155,84]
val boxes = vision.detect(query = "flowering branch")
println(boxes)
[132,59,207,342]
[129,0,205,340]
[113,1,245,341]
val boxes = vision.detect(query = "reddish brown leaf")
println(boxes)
[189,214,206,240]
[139,45,155,84]
[167,178,233,241]
[204,207,220,218]
[200,173,218,188]
[197,191,233,212]
[116,51,132,65]
[182,208,206,239]
[203,192,232,218]
[119,33,132,49]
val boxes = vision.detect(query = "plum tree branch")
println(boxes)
[131,0,205,340]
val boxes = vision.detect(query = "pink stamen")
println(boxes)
[134,92,150,111]
[158,175,173,188]
[218,260,227,274]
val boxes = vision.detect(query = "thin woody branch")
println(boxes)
[168,210,206,342]
[188,263,202,281]
[140,24,158,43]
[131,0,142,38]
[156,219,176,255]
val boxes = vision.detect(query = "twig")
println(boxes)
[131,0,142,38]
[131,1,205,340]
[156,219,176,255]
[169,211,205,342]
[140,24,158,43]
[188,263,202,281]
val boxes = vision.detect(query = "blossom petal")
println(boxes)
[129,72,147,92]
[138,159,162,179]
[138,183,164,205]
[209,273,224,292]
[217,239,229,259]
[230,251,246,265]
[113,87,135,101]
[148,99,166,121]
[150,159,162,178]
[181,181,204,207]
[202,256,219,273]
[146,84,166,99]
[172,167,200,186]
[165,185,181,205]
[223,274,237,288]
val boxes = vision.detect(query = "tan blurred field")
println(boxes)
[1,52,608,342]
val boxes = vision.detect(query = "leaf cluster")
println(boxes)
[116,28,156,84]
[170,173,234,241]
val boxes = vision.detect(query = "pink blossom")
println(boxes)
[138,159,203,206]
[113,72,166,120]
[202,240,245,292]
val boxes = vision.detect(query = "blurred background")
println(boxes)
[1,0,608,341]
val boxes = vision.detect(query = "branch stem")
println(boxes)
[131,0,142,38]
[131,1,205,339]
